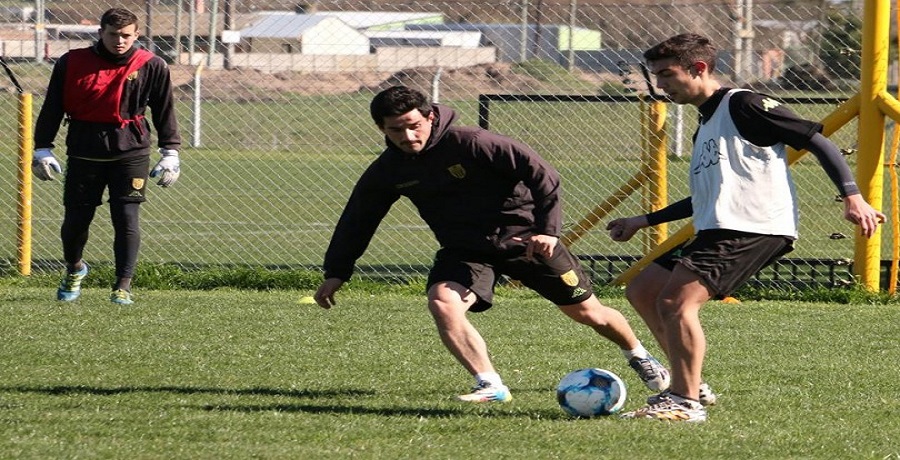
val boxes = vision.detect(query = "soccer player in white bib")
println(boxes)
[607,33,884,422]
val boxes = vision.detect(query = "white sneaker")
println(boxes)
[698,382,718,406]
[628,356,671,392]
[456,381,512,403]
[623,392,707,423]
[647,382,718,407]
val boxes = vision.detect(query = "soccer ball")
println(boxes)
[557,368,627,417]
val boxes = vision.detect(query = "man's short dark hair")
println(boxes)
[370,86,433,127]
[644,33,717,73]
[100,8,139,30]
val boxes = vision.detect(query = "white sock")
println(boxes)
[475,372,503,387]
[621,343,650,360]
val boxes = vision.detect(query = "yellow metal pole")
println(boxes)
[561,169,648,247]
[875,90,900,122]
[17,92,33,276]
[855,0,889,290]
[645,100,668,248]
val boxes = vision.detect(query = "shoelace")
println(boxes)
[62,272,84,289]
[632,358,660,378]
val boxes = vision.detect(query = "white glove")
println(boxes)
[32,148,62,181]
[150,148,180,187]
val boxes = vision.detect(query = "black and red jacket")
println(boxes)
[323,104,563,281]
[34,42,181,159]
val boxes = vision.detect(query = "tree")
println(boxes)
[818,8,862,81]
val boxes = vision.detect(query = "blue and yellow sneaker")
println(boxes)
[110,289,134,305]
[456,381,512,403]
[56,263,89,301]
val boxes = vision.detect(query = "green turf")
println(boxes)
[1,285,898,459]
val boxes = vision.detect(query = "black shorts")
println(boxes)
[427,243,594,312]
[63,156,150,207]
[654,229,794,299]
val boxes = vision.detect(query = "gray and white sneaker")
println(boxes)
[647,382,718,407]
[698,382,718,406]
[623,392,707,423]
[628,356,671,392]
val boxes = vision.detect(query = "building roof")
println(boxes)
[292,11,443,29]
[240,14,331,38]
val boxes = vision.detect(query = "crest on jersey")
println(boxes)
[447,164,466,179]
[560,270,579,287]
[127,71,139,81]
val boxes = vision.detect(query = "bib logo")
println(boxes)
[447,164,466,179]
[692,139,721,175]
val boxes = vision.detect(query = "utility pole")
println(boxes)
[732,0,754,84]
[207,0,219,67]
[567,0,577,71]
[223,0,235,69]
[519,0,528,62]
[34,0,45,64]
[144,0,155,54]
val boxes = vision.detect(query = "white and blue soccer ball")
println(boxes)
[557,368,627,417]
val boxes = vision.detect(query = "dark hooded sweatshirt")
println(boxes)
[323,104,563,281]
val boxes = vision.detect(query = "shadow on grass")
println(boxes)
[0,384,375,398]
[196,402,465,418]
[1,384,580,419]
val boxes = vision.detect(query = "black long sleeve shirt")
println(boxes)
[34,42,181,159]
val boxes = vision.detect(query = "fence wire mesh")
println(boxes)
[1,0,893,291]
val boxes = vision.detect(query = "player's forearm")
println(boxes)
[805,132,860,197]
[645,197,693,225]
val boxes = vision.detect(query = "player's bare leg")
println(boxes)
[656,264,711,401]
[428,282,510,402]
[625,264,670,357]
[559,295,670,392]
[558,295,639,349]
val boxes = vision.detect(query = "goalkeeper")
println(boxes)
[33,8,182,305]
[315,85,670,403]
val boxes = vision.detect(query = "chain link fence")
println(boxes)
[1,0,891,291]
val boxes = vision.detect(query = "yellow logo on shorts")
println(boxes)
[447,164,466,179]
[560,270,579,287]
[132,178,145,189]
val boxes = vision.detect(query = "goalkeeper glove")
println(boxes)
[150,148,180,187]
[32,148,62,181]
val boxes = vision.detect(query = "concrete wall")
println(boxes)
[178,46,495,72]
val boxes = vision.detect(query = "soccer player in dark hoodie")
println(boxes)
[32,8,181,305]
[314,85,669,402]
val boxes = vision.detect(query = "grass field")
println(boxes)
[1,283,898,459]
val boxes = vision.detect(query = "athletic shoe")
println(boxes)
[56,263,89,301]
[456,381,512,403]
[647,382,719,407]
[628,356,671,391]
[699,382,718,406]
[622,392,707,422]
[110,289,134,305]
